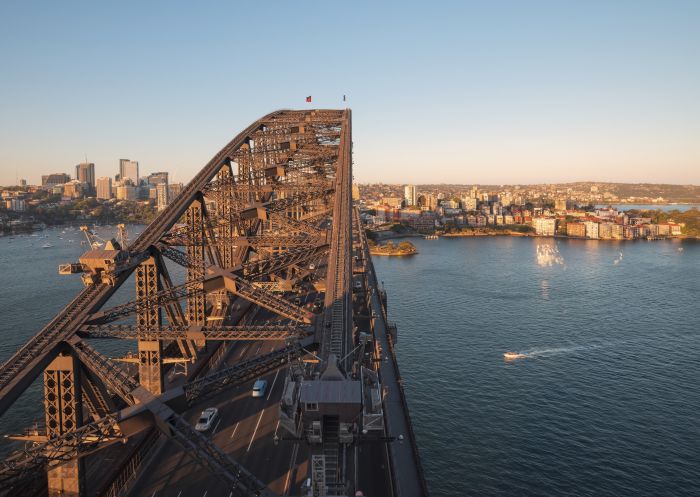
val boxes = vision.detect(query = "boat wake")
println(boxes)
[504,344,601,360]
[536,243,565,267]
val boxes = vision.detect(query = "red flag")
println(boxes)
[306,96,312,102]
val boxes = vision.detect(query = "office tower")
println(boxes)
[96,177,112,200]
[119,159,139,185]
[75,162,95,189]
[156,183,169,211]
[147,172,169,185]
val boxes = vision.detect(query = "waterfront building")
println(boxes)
[156,182,169,211]
[504,215,514,224]
[41,173,70,188]
[611,224,625,239]
[533,217,556,236]
[96,177,112,200]
[404,185,417,206]
[566,222,586,238]
[584,221,599,239]
[598,222,613,239]
[119,159,139,185]
[409,214,436,233]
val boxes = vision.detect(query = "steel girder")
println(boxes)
[79,324,307,341]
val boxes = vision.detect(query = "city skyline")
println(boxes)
[1,2,699,186]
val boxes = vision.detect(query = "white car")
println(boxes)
[195,407,219,431]
[252,379,268,398]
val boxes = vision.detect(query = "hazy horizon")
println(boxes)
[1,1,698,186]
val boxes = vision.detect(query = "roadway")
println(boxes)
[129,337,309,497]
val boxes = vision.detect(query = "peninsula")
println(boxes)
[369,240,417,256]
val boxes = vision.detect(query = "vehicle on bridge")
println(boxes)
[252,379,268,398]
[195,407,219,431]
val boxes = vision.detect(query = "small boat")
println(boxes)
[42,243,53,249]
[503,351,525,360]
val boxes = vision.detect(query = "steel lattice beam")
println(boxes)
[79,324,307,341]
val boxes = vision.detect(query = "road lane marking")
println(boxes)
[230,421,240,439]
[247,409,265,452]
[212,419,221,434]
[274,419,281,438]
[283,442,299,495]
[266,369,280,400]
[176,492,182,497]
[203,491,208,497]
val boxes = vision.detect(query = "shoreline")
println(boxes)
[372,230,699,241]
[369,250,418,256]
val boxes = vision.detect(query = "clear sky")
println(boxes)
[1,1,698,186]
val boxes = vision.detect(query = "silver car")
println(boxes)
[195,407,219,431]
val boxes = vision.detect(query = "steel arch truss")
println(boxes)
[0,109,350,496]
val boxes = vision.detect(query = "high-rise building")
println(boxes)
[41,173,71,188]
[75,162,95,189]
[404,184,417,206]
[96,177,112,200]
[168,182,184,200]
[147,172,169,185]
[63,180,84,199]
[156,183,169,211]
[119,159,139,185]
[19,179,27,187]
[116,184,137,201]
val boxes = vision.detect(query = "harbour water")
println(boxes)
[0,229,698,496]
[373,236,700,496]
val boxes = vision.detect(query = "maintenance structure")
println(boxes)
[0,109,428,497]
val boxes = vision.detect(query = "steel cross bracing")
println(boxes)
[0,343,304,488]
[79,323,308,341]
[0,109,351,496]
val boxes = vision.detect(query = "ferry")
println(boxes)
[503,351,525,360]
